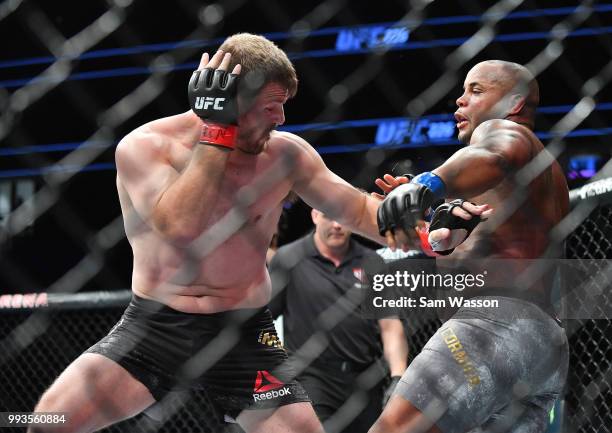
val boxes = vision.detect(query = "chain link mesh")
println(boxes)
[564,203,612,433]
[0,301,447,433]
[0,308,230,433]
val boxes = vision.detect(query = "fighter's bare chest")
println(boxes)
[175,148,288,221]
[212,176,269,222]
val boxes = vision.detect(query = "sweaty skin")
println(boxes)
[385,62,568,286]
[369,60,570,433]
[115,52,384,315]
[31,48,373,433]
[433,62,569,301]
[441,120,568,260]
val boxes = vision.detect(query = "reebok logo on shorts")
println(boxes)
[254,370,284,392]
[252,370,291,401]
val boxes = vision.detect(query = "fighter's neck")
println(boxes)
[504,114,534,130]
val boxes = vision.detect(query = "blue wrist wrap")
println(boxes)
[412,172,447,201]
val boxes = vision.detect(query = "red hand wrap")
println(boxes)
[199,121,237,149]
[416,227,440,258]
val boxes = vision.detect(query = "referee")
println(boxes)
[269,208,408,433]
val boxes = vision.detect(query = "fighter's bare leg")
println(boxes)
[237,402,325,433]
[368,396,442,433]
[28,353,155,433]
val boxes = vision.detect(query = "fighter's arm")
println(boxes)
[287,133,385,244]
[377,120,530,249]
[115,51,239,245]
[433,119,534,197]
[378,318,408,377]
[115,133,230,245]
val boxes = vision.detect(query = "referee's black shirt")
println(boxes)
[268,234,382,367]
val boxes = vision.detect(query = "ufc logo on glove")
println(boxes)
[194,96,225,110]
[188,67,239,149]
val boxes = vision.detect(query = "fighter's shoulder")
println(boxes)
[269,131,316,154]
[115,119,172,166]
[473,119,535,142]
[472,119,539,166]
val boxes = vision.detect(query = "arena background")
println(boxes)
[0,1,611,432]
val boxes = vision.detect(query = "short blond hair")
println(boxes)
[219,33,298,98]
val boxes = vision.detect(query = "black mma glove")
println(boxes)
[377,183,440,236]
[427,199,483,255]
[188,67,240,149]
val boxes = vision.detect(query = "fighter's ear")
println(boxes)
[507,94,526,115]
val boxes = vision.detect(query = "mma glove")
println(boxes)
[424,199,483,256]
[188,68,240,150]
[377,182,441,236]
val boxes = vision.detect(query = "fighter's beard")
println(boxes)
[236,131,270,155]
[458,131,471,144]
[237,137,267,155]
[238,145,264,155]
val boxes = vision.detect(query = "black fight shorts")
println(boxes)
[86,294,309,419]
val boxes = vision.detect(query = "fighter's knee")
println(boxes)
[26,412,89,433]
[30,391,88,433]
[35,383,78,414]
[33,388,59,413]
[291,410,324,433]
